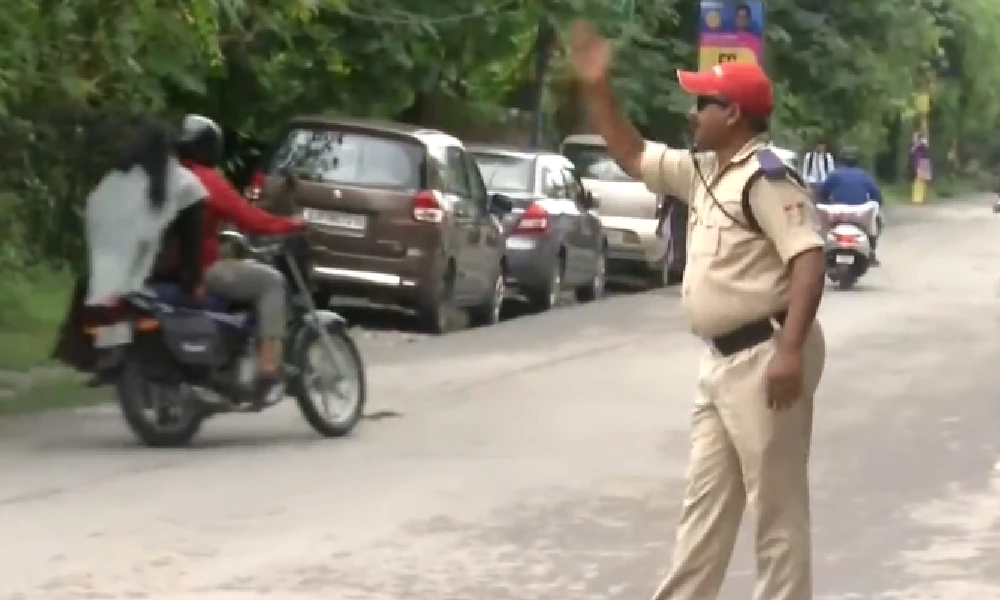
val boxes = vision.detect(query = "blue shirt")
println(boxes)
[818,167,883,206]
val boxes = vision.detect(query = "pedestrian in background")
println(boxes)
[800,140,835,196]
[568,20,827,600]
[909,132,932,204]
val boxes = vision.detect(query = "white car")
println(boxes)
[560,134,671,288]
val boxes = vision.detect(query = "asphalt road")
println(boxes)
[1,197,1000,599]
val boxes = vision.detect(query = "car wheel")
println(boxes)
[575,246,606,302]
[646,254,670,289]
[418,260,457,334]
[527,254,563,312]
[311,290,332,309]
[469,263,506,327]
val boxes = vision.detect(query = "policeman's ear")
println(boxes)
[725,103,741,128]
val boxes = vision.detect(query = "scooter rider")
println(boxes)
[817,146,883,265]
[175,114,306,403]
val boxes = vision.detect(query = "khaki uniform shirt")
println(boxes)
[639,137,823,338]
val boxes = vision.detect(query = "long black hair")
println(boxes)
[112,118,172,211]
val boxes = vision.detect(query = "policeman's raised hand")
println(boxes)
[765,347,804,410]
[568,20,613,86]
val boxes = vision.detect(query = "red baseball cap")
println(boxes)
[676,62,774,118]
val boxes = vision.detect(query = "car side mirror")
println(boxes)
[489,193,514,214]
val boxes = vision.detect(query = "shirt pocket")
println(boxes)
[689,201,740,256]
[689,221,720,256]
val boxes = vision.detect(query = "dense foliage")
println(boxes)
[1,0,998,281]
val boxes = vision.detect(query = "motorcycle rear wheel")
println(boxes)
[116,354,205,447]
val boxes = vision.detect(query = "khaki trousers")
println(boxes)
[651,322,825,600]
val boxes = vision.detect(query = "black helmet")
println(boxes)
[839,146,859,166]
[176,114,224,167]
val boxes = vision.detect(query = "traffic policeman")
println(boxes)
[569,21,827,600]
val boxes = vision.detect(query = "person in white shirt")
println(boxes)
[52,119,207,383]
[85,124,207,305]
[800,141,835,192]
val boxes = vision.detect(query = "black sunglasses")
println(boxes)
[695,96,731,111]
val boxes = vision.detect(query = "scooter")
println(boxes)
[815,201,880,290]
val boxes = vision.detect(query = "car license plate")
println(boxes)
[93,323,133,348]
[303,208,367,232]
[506,236,535,250]
[835,254,854,265]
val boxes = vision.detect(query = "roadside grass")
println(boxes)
[0,373,111,416]
[881,181,910,205]
[880,173,989,205]
[0,266,108,415]
[0,266,73,371]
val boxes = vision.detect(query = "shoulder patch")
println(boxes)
[740,148,808,234]
[755,147,787,180]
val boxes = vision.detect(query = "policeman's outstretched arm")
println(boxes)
[749,178,825,353]
[568,21,693,199]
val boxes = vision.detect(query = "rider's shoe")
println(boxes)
[870,253,881,267]
[253,372,285,407]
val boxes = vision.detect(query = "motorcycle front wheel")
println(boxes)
[116,353,205,447]
[289,323,367,437]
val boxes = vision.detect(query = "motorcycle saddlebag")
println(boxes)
[156,309,225,368]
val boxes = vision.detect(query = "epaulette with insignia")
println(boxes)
[755,147,789,180]
[740,147,807,233]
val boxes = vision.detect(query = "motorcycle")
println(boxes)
[87,230,367,447]
[815,201,880,290]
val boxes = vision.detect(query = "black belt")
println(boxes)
[709,311,787,356]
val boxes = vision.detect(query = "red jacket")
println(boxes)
[182,161,301,269]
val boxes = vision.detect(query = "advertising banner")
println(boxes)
[698,1,764,70]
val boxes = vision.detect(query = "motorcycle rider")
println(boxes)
[175,114,305,403]
[817,146,883,265]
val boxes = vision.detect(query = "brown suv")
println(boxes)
[254,117,509,333]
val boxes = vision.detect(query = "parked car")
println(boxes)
[655,194,687,284]
[560,134,672,288]
[469,145,607,310]
[251,117,511,333]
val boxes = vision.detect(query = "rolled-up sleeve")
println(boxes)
[639,142,696,201]
[749,177,824,264]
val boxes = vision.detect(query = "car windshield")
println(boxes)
[472,153,533,193]
[269,128,421,188]
[563,144,634,182]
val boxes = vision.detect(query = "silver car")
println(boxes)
[469,146,608,311]
[560,134,669,288]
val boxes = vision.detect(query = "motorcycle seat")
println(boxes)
[147,282,253,316]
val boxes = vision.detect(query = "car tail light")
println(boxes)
[514,202,548,233]
[244,171,266,201]
[412,190,444,223]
